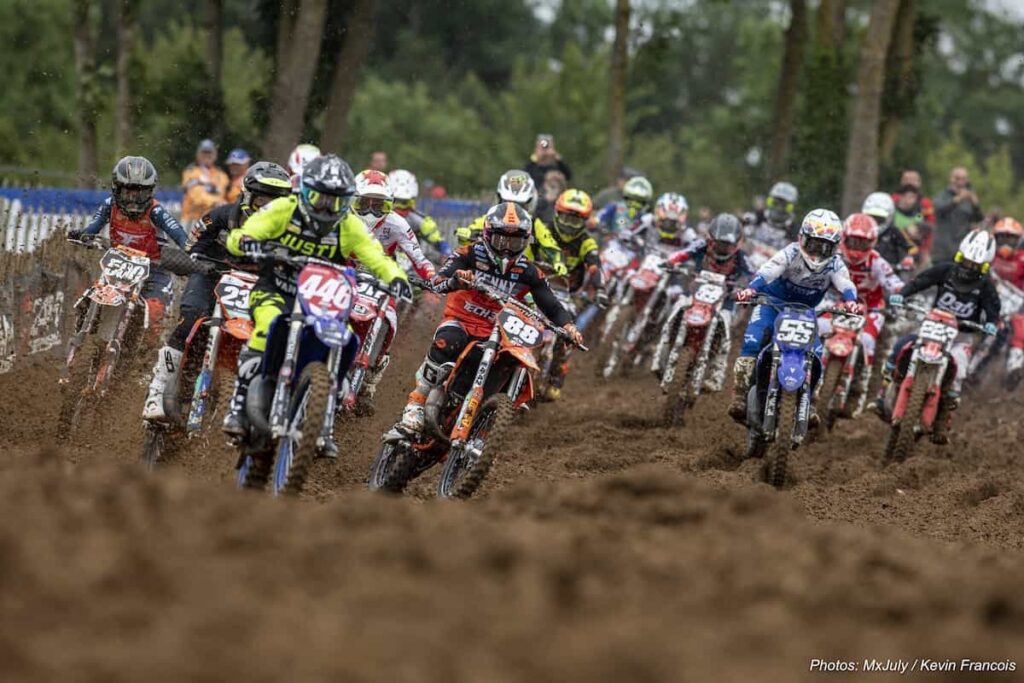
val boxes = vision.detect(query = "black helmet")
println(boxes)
[299,154,356,235]
[707,213,743,262]
[241,161,292,216]
[112,156,157,217]
[482,202,532,270]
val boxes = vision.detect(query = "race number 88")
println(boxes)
[502,316,540,345]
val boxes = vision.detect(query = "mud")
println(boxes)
[1,298,1023,681]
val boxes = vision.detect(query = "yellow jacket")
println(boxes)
[181,163,229,222]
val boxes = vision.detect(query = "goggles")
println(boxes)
[305,188,351,217]
[556,211,587,230]
[766,196,795,214]
[394,198,416,211]
[354,195,394,217]
[843,236,874,252]
[803,237,835,260]
[489,231,529,255]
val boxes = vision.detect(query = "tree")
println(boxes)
[766,0,807,180]
[321,0,376,153]
[841,0,901,215]
[205,0,224,92]
[879,0,919,165]
[116,0,137,157]
[263,0,328,163]
[73,0,99,186]
[607,0,630,184]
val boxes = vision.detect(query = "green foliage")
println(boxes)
[926,125,1024,219]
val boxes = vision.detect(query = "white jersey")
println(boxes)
[751,243,857,306]
[356,212,435,279]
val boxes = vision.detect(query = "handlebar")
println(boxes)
[895,301,991,334]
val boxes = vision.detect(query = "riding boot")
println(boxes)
[930,393,959,445]
[728,356,755,424]
[356,354,390,416]
[222,348,261,438]
[397,358,451,434]
[142,346,182,422]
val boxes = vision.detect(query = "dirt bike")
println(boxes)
[535,274,578,400]
[235,253,358,496]
[815,305,885,431]
[966,276,1024,390]
[340,271,400,416]
[369,278,587,499]
[653,269,729,427]
[58,237,152,441]
[598,253,682,379]
[586,237,640,350]
[881,303,989,465]
[742,298,858,488]
[141,262,256,468]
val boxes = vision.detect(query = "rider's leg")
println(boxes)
[400,321,469,431]
[545,342,572,401]
[222,289,286,436]
[932,338,972,445]
[729,304,775,422]
[143,271,216,421]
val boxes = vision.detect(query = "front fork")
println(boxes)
[94,300,136,394]
[345,311,385,408]
[319,343,345,446]
[185,311,223,433]
[61,298,99,382]
[449,328,499,449]
[624,281,667,352]
[269,301,305,438]
[761,351,812,445]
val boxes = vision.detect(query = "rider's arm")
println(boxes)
[83,197,113,235]
[899,262,950,299]
[415,213,451,252]
[150,203,189,249]
[873,255,904,294]
[391,215,435,279]
[668,238,707,265]
[829,260,859,302]
[225,195,295,255]
[530,219,565,271]
[340,213,407,284]
[454,215,483,247]
[527,268,572,327]
[981,278,1002,324]
[432,247,473,293]
[747,246,790,292]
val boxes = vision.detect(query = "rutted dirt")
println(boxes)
[1,298,1023,681]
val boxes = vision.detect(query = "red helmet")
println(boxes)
[840,213,878,265]
[993,217,1023,259]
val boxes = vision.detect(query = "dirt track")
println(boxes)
[1,298,1023,681]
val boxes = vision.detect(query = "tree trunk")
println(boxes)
[115,0,136,157]
[204,0,224,89]
[607,0,630,185]
[321,0,377,153]
[766,0,808,180]
[275,0,298,76]
[73,0,98,187]
[841,0,901,216]
[815,0,846,49]
[263,0,329,164]
[879,0,918,164]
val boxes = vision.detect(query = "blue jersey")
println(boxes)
[748,243,856,306]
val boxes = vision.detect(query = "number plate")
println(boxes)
[918,318,957,344]
[497,309,543,348]
[297,264,355,318]
[775,316,816,348]
[100,248,150,287]
[693,282,724,305]
[602,242,635,270]
[215,272,256,320]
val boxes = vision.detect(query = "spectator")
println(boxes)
[933,166,983,261]
[892,168,935,262]
[224,148,251,203]
[893,184,933,266]
[593,166,640,209]
[523,134,572,190]
[369,151,388,172]
[535,169,568,224]
[696,206,714,236]
[181,139,229,223]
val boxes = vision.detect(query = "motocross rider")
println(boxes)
[71,156,189,340]
[349,169,437,410]
[661,212,754,392]
[141,161,293,422]
[388,169,453,259]
[543,189,607,401]
[395,202,583,434]
[990,217,1024,378]
[221,154,410,457]
[878,230,1001,443]
[597,175,654,243]
[455,170,567,276]
[862,191,917,274]
[817,213,904,414]
[648,192,698,254]
[743,181,799,253]
[730,209,861,423]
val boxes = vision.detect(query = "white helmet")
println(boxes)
[288,143,321,177]
[954,230,995,286]
[861,191,895,230]
[353,169,394,218]
[496,169,537,213]
[388,169,419,201]
[797,208,843,272]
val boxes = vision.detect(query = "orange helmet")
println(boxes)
[553,189,593,241]
[839,213,878,265]
[994,217,1023,259]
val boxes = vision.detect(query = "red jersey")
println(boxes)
[992,250,1024,289]
[845,250,903,308]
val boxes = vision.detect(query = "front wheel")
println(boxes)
[368,440,418,493]
[662,346,696,427]
[272,361,333,496]
[762,391,797,489]
[883,366,935,466]
[140,425,174,470]
[57,338,99,442]
[437,394,515,499]
[596,308,634,379]
[816,359,844,433]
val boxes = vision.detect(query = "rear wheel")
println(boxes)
[437,394,515,499]
[763,391,797,489]
[662,346,696,427]
[273,362,332,496]
[884,367,935,466]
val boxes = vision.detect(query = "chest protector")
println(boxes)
[110,202,161,259]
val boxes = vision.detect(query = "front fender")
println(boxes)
[776,348,809,392]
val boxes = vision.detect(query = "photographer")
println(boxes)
[524,134,572,190]
[933,166,984,261]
